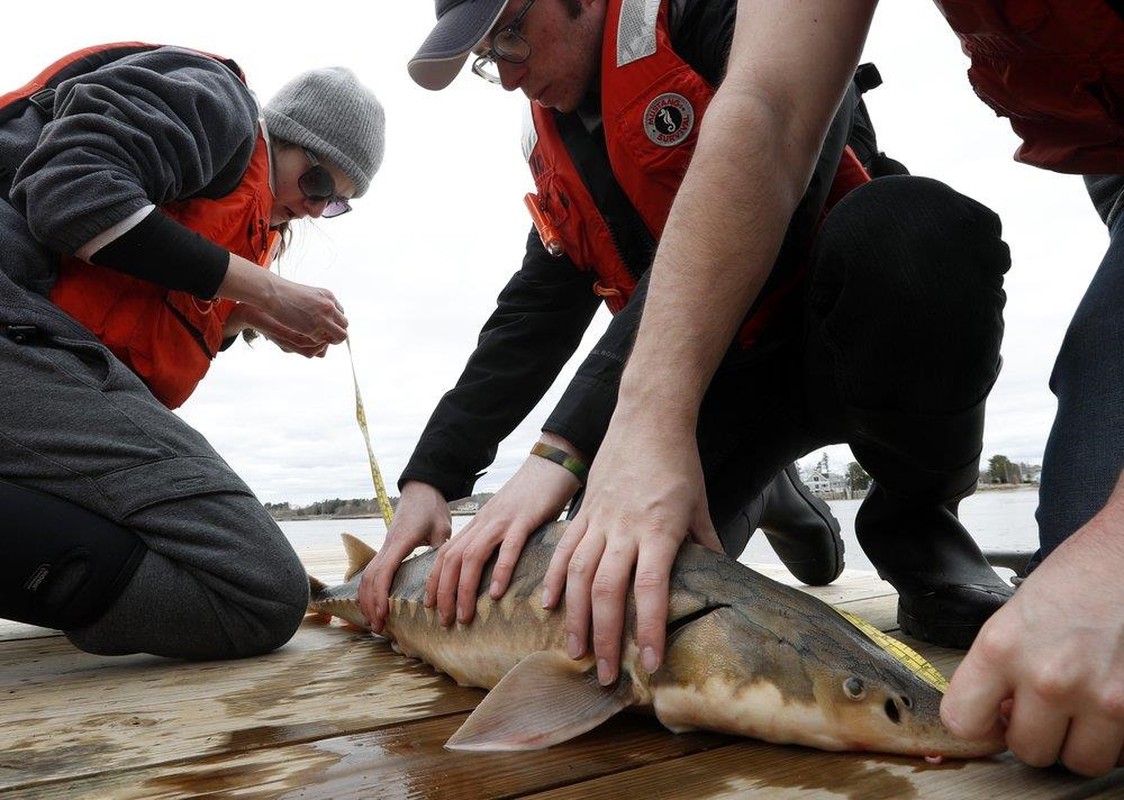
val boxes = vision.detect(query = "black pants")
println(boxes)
[698,176,1009,554]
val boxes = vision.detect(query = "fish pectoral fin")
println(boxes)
[445,650,636,752]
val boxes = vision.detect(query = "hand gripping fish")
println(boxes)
[308,521,1005,759]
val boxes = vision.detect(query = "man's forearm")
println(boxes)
[617,93,805,423]
[617,0,876,425]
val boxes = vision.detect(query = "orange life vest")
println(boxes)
[934,0,1124,173]
[49,133,276,410]
[29,45,277,409]
[524,0,870,346]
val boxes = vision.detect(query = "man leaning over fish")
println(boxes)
[362,0,1013,698]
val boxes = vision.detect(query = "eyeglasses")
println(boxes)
[298,149,352,218]
[471,0,538,84]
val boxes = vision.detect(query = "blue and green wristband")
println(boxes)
[530,442,589,484]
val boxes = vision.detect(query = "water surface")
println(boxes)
[280,486,1040,575]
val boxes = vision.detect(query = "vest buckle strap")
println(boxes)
[26,88,56,116]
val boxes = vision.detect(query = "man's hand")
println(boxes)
[358,481,453,633]
[541,412,722,685]
[942,476,1124,776]
[425,435,583,627]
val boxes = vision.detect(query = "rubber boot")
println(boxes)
[755,463,845,585]
[856,484,1013,649]
[845,393,1014,648]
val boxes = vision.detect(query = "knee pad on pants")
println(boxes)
[0,480,146,630]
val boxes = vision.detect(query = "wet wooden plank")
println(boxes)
[0,714,733,799]
[522,742,1124,800]
[293,544,354,582]
[0,621,482,789]
[13,707,1120,800]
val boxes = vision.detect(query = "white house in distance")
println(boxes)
[803,468,848,498]
[450,500,480,514]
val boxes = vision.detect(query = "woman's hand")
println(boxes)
[217,254,347,348]
[222,303,330,357]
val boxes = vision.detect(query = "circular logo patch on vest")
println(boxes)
[643,93,694,147]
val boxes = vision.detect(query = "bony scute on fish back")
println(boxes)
[307,522,1007,760]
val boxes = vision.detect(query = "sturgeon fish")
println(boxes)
[308,521,1005,759]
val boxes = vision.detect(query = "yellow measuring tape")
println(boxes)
[346,339,394,525]
[835,607,949,692]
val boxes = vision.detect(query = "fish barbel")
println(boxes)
[308,521,1005,759]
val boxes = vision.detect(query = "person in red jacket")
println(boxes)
[497,0,1121,778]
[0,45,384,660]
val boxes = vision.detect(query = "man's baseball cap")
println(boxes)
[409,0,509,91]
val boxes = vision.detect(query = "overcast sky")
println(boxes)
[5,2,1108,506]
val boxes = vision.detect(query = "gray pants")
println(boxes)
[0,263,307,660]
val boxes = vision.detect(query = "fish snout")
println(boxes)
[831,674,1005,758]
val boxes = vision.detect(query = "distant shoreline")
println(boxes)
[272,484,1036,521]
[269,480,1034,519]
[272,509,479,522]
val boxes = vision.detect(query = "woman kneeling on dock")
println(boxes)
[0,44,384,659]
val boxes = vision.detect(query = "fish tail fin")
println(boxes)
[306,575,332,620]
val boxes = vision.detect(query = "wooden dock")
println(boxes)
[2,543,1121,799]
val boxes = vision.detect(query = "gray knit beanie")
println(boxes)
[263,67,385,198]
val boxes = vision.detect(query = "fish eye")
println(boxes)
[843,677,865,700]
[884,698,902,724]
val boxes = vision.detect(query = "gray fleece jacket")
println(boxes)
[0,45,259,301]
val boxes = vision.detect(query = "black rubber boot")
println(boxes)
[856,483,1013,649]
[846,391,1014,648]
[756,463,845,586]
